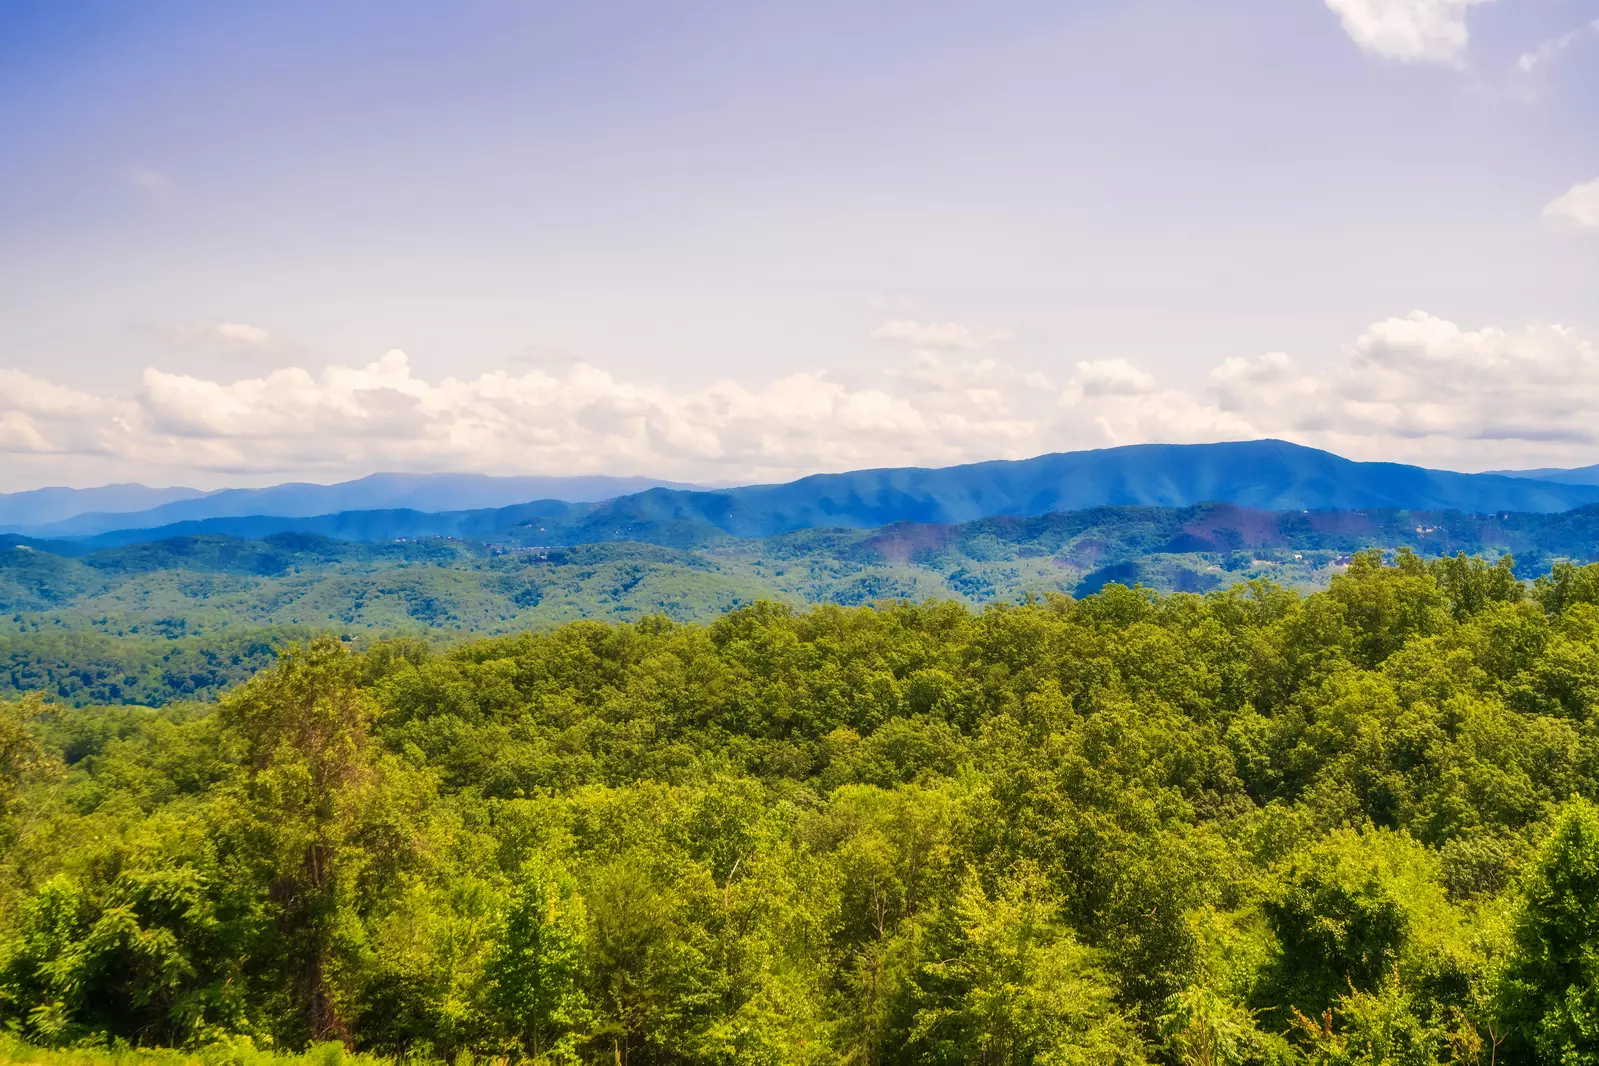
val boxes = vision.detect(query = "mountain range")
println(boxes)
[1,473,700,536]
[0,484,210,529]
[9,440,1599,549]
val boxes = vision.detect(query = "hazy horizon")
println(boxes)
[4,0,1597,491]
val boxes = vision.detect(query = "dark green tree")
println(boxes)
[213,637,429,1048]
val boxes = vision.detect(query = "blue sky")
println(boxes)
[1,0,1597,489]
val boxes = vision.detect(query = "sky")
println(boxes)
[1,0,1597,491]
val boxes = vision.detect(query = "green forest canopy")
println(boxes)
[5,550,1599,1063]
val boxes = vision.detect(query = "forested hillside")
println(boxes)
[10,502,1599,708]
[4,551,1599,1063]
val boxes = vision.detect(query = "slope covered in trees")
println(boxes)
[12,503,1599,708]
[4,552,1599,1063]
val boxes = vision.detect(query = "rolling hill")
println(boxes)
[9,498,1599,705]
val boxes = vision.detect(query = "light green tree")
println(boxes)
[909,865,1145,1066]
[488,859,591,1061]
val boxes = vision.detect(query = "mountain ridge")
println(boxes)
[5,472,703,536]
[1487,463,1599,487]
[23,439,1599,550]
[0,484,211,529]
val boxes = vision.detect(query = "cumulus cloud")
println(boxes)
[1545,179,1599,231]
[1067,359,1156,399]
[0,371,108,420]
[1325,0,1492,64]
[870,319,1012,351]
[0,346,1188,486]
[1206,312,1599,462]
[0,371,128,459]
[5,311,1599,487]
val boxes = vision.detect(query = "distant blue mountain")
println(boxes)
[0,483,208,529]
[575,439,1599,535]
[1488,463,1599,488]
[11,472,702,537]
[46,440,1599,550]
[59,501,580,551]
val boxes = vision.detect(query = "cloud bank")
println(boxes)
[3,312,1598,489]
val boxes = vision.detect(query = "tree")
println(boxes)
[1532,561,1599,616]
[0,692,56,829]
[1500,799,1599,1065]
[1430,553,1522,621]
[1261,827,1450,1019]
[1159,986,1268,1066]
[213,637,423,1048]
[907,865,1144,1066]
[1291,969,1444,1066]
[488,859,591,1061]
[1328,549,1448,668]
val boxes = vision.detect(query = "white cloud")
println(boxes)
[161,321,286,354]
[870,319,1012,351]
[213,322,277,349]
[5,311,1599,488]
[1545,179,1599,231]
[0,413,57,456]
[1325,0,1492,65]
[1067,359,1156,399]
[1206,312,1599,462]
[0,371,108,419]
[116,350,1058,481]
[1516,20,1599,73]
[0,345,1207,486]
[0,371,127,459]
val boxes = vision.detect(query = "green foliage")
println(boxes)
[0,1034,381,1066]
[5,556,1599,1061]
[209,637,424,1046]
[1291,971,1446,1066]
[0,693,56,825]
[487,859,591,1061]
[906,865,1144,1065]
[1500,799,1599,1065]
[13,503,1599,710]
[0,629,303,706]
[1260,827,1462,1018]
[1160,985,1278,1066]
